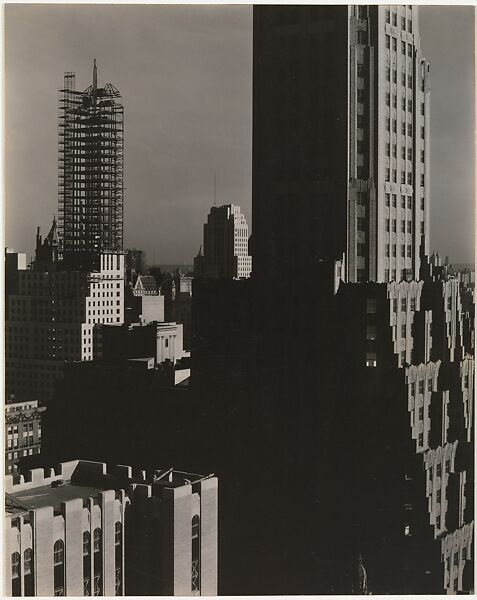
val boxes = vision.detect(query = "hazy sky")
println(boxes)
[4,4,475,264]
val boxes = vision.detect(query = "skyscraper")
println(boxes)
[58,60,124,266]
[194,205,252,279]
[253,5,429,284]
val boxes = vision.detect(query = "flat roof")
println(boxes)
[7,483,104,513]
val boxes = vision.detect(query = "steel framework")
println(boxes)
[58,62,124,261]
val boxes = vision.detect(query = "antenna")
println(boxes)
[93,58,97,91]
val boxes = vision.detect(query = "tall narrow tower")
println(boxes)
[58,61,124,266]
[252,5,430,284]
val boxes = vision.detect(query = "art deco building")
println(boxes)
[4,459,218,596]
[253,5,429,284]
[194,205,252,279]
[58,61,124,267]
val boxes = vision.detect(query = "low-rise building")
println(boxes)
[5,459,218,596]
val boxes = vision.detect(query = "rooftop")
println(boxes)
[5,460,213,516]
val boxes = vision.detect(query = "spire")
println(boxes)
[93,58,97,91]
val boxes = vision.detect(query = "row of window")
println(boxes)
[385,120,426,140]
[386,194,425,210]
[385,35,414,58]
[385,219,425,235]
[410,378,434,396]
[386,68,414,89]
[386,244,413,258]
[385,9,413,33]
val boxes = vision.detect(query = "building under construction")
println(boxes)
[58,60,124,268]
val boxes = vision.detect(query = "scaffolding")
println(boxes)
[58,62,124,263]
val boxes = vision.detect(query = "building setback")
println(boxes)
[194,205,252,279]
[252,5,429,284]
[5,459,218,596]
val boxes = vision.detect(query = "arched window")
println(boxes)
[53,540,64,566]
[114,522,123,595]
[53,540,65,596]
[191,515,200,592]
[93,529,102,596]
[24,549,34,596]
[24,548,33,574]
[11,552,21,596]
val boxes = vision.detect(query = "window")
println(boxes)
[436,515,441,529]
[385,35,390,49]
[418,380,424,394]
[115,522,122,546]
[418,432,424,446]
[24,549,34,595]
[356,191,366,205]
[421,126,425,139]
[420,174,425,187]
[401,298,407,312]
[357,63,365,78]
[420,198,425,211]
[392,13,397,27]
[191,515,200,592]
[421,102,425,116]
[408,44,413,58]
[401,16,406,29]
[401,41,406,54]
[401,146,406,160]
[392,169,397,182]
[401,195,406,209]
[407,246,412,258]
[93,529,101,553]
[408,147,413,161]
[421,150,425,163]
[408,74,413,88]
[410,382,415,396]
[392,245,397,257]
[385,9,390,23]
[392,219,397,233]
[410,297,416,311]
[402,72,406,86]
[357,114,364,129]
[392,37,397,52]
[401,324,406,337]
[404,525,411,536]
[392,143,397,157]
[418,406,424,420]
[83,531,90,556]
[384,269,390,281]
[401,221,406,233]
[385,193,390,207]
[427,378,433,392]
[357,243,366,257]
[392,119,397,133]
[366,298,377,314]
[12,552,21,594]
[357,89,365,103]
[357,140,365,155]
[408,19,412,33]
[385,219,390,232]
[407,123,412,136]
[408,99,412,112]
[463,547,467,561]
[437,489,442,504]
[407,173,412,185]
[436,463,442,477]
[385,244,390,257]
[54,540,64,566]
[391,194,396,207]
[385,92,390,106]
[420,222,425,235]
[401,122,406,136]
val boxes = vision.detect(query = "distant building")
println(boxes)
[5,459,218,596]
[194,205,252,279]
[171,271,193,350]
[5,399,45,475]
[125,248,146,274]
[5,220,125,404]
[133,274,158,296]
